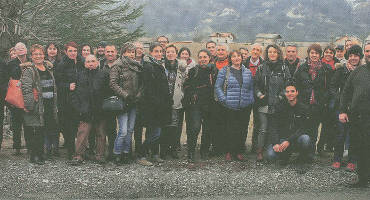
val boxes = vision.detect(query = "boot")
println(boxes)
[256,147,263,163]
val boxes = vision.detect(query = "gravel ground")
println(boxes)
[0,140,369,200]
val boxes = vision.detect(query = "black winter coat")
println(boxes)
[141,56,172,127]
[183,64,217,107]
[54,55,84,108]
[329,64,352,110]
[254,60,291,113]
[71,67,107,122]
[294,62,333,107]
[0,58,9,98]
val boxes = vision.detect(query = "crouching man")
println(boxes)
[266,82,314,167]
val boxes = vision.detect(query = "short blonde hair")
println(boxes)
[30,44,45,55]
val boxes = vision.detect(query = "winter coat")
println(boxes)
[8,58,24,80]
[270,100,312,145]
[215,65,254,110]
[329,64,353,110]
[0,59,9,98]
[242,56,264,77]
[141,56,172,127]
[110,56,144,108]
[54,55,84,109]
[183,64,218,107]
[294,61,333,107]
[254,60,291,114]
[71,67,107,122]
[165,59,189,109]
[20,61,58,127]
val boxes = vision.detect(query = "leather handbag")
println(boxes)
[5,79,25,109]
[102,96,127,112]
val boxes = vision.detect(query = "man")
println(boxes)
[241,43,264,153]
[284,44,302,76]
[133,42,144,64]
[55,41,84,159]
[206,41,217,63]
[267,83,313,168]
[242,43,263,77]
[70,55,107,165]
[335,45,346,64]
[98,44,118,161]
[156,35,169,49]
[96,41,107,61]
[239,47,249,62]
[215,43,229,70]
[330,45,363,172]
[345,39,353,52]
[7,42,29,155]
[339,43,370,188]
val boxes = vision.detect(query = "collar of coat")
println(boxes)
[19,60,54,70]
[114,56,143,73]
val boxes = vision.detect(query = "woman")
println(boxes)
[178,47,197,70]
[45,43,61,65]
[183,49,217,162]
[21,44,58,164]
[110,43,143,165]
[140,42,172,164]
[294,44,333,152]
[254,44,291,163]
[215,50,254,161]
[81,44,92,59]
[317,45,339,152]
[159,45,188,160]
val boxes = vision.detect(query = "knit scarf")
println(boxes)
[308,60,322,104]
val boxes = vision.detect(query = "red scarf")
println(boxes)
[249,60,260,77]
[322,58,335,70]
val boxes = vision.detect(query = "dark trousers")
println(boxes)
[185,104,212,155]
[24,126,44,158]
[350,113,370,183]
[224,105,252,155]
[0,100,4,149]
[106,115,117,158]
[61,108,78,157]
[334,111,355,163]
[317,107,336,151]
[161,109,183,155]
[249,105,259,152]
[210,102,227,154]
[9,107,28,150]
[134,110,145,156]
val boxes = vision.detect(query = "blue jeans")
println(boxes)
[113,107,136,154]
[266,134,313,162]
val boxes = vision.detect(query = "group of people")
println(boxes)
[0,36,370,188]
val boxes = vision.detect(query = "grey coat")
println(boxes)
[20,61,58,127]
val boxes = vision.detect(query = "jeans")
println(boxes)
[334,111,355,163]
[113,107,136,154]
[161,109,183,154]
[185,104,212,155]
[24,126,44,158]
[134,109,145,156]
[257,112,271,149]
[266,134,313,162]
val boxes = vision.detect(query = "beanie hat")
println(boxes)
[345,45,363,60]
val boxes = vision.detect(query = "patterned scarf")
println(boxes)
[308,60,322,104]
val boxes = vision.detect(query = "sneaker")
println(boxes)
[225,152,232,161]
[137,158,153,166]
[345,162,356,172]
[330,162,341,170]
[152,155,164,163]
